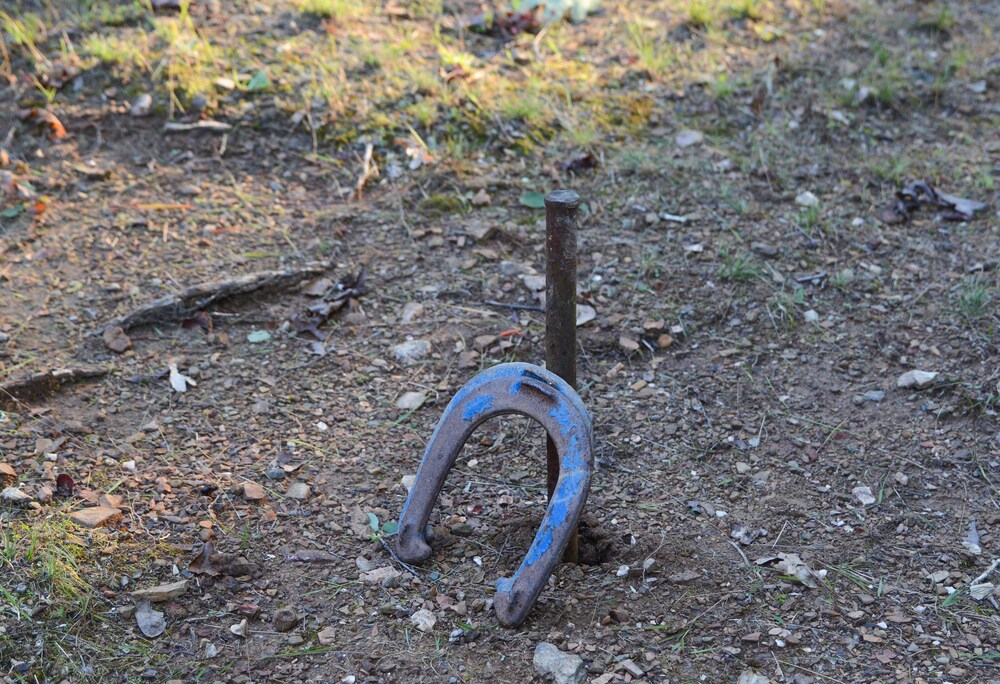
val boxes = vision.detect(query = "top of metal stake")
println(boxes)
[544,189,580,209]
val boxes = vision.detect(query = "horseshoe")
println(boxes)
[396,362,593,627]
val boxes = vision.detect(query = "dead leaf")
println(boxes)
[730,523,767,545]
[135,601,166,638]
[19,108,67,139]
[168,364,196,392]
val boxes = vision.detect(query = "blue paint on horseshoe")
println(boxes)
[395,362,593,628]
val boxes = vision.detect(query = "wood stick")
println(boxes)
[93,262,330,335]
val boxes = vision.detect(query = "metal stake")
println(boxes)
[544,189,580,563]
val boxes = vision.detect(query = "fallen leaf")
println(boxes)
[55,473,74,498]
[135,601,166,638]
[19,108,67,139]
[168,364,196,392]
[963,519,982,555]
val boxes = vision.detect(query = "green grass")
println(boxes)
[957,278,992,321]
[1,517,93,617]
[628,19,679,79]
[718,249,760,281]
[296,0,368,19]
[84,32,149,69]
[687,0,718,28]
[729,0,764,21]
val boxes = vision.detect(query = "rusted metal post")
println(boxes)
[545,189,580,563]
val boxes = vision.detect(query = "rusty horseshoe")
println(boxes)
[396,362,593,627]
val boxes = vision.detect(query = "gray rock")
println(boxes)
[897,370,938,388]
[130,93,153,117]
[393,339,431,362]
[853,390,885,405]
[533,642,586,684]
[273,606,300,633]
[286,482,310,500]
[750,241,778,257]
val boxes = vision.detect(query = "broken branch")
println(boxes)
[93,262,330,335]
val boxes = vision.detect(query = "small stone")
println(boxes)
[178,183,201,196]
[533,642,586,684]
[656,333,673,348]
[750,241,778,257]
[897,369,938,388]
[0,463,16,488]
[893,471,908,486]
[102,326,132,353]
[273,606,301,633]
[98,493,123,508]
[853,485,876,506]
[620,659,644,677]
[742,632,761,642]
[36,486,53,503]
[393,339,431,362]
[130,93,153,117]
[803,309,819,323]
[737,670,771,684]
[241,482,266,502]
[395,391,427,411]
[576,304,597,327]
[214,77,236,91]
[287,634,304,646]
[795,191,819,207]
[853,390,885,405]
[317,626,337,645]
[131,580,188,603]
[70,506,122,528]
[265,466,286,481]
[675,129,704,148]
[471,188,491,206]
[400,301,424,324]
[286,482,310,501]
[667,570,701,584]
[619,336,640,352]
[410,608,436,632]
[928,570,950,584]
[735,462,751,474]
[1,487,31,506]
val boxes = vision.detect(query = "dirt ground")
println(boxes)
[2,0,1000,682]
